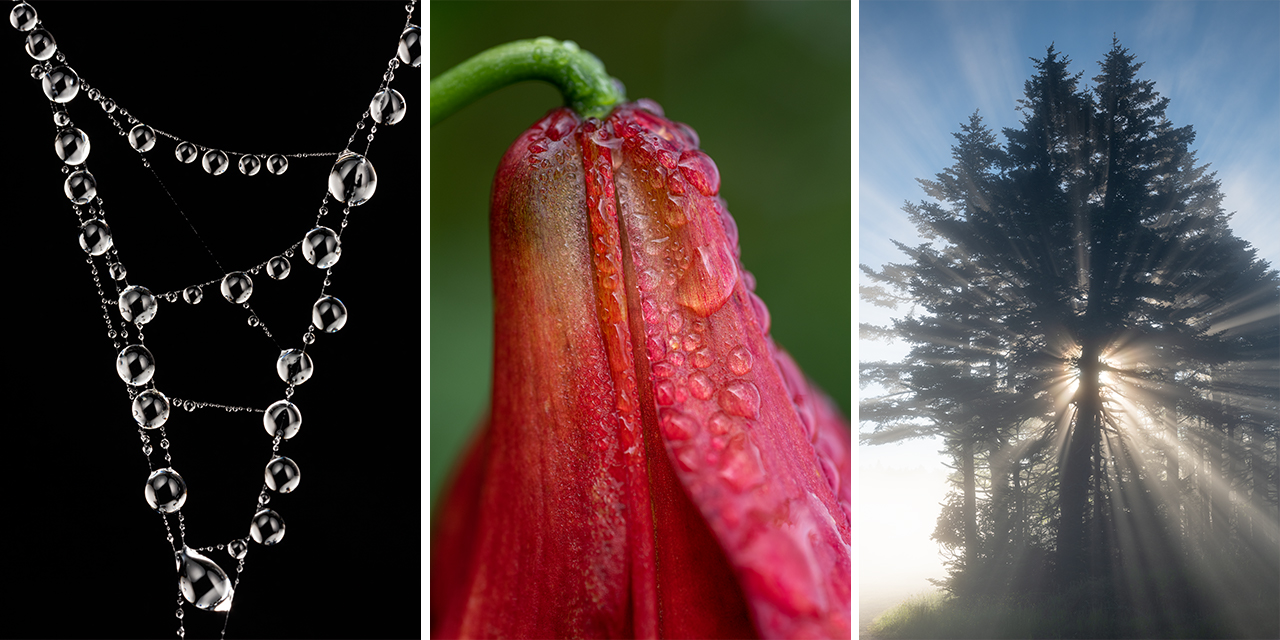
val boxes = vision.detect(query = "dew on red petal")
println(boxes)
[819,456,840,497]
[638,268,660,292]
[678,149,720,196]
[666,311,684,335]
[528,141,547,155]
[718,380,761,419]
[719,431,764,492]
[726,345,753,375]
[668,351,686,367]
[635,98,665,117]
[674,122,700,148]
[655,380,677,405]
[688,371,715,400]
[691,348,713,369]
[659,408,697,441]
[646,336,665,361]
[707,411,737,436]
[545,112,577,141]
[749,290,772,334]
[677,241,737,317]
[652,361,675,378]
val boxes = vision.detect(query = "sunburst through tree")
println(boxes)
[862,40,1278,638]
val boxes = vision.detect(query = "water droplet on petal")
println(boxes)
[688,371,715,400]
[718,380,760,419]
[677,241,737,317]
[727,345,753,375]
[654,380,676,405]
[659,408,697,441]
[719,432,764,492]
[691,348,713,369]
[678,149,720,196]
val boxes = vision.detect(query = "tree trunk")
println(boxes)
[1057,340,1102,583]
[962,437,978,570]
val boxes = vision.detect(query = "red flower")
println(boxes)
[432,101,850,639]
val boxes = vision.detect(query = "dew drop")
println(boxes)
[719,432,764,492]
[677,241,737,317]
[654,380,676,406]
[658,408,697,441]
[727,345,753,375]
[688,372,715,400]
[718,380,760,419]
[691,348,714,369]
[652,361,675,378]
[678,149,720,196]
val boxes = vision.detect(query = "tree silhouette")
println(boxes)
[862,40,1278,635]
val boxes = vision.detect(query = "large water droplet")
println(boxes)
[303,227,341,268]
[264,456,300,494]
[719,432,764,492]
[263,399,301,439]
[249,509,285,546]
[727,345,753,375]
[659,408,697,441]
[311,296,347,333]
[175,141,198,164]
[53,128,89,165]
[176,546,233,611]
[41,65,78,103]
[718,380,760,419]
[132,388,170,429]
[79,218,112,255]
[276,349,313,385]
[116,344,155,386]
[10,3,38,31]
[145,468,187,513]
[24,28,55,60]
[64,170,96,204]
[397,25,421,67]
[266,256,290,280]
[129,124,156,152]
[201,149,229,175]
[678,149,720,196]
[119,285,158,324]
[688,371,715,400]
[328,152,377,206]
[220,272,253,304]
[677,241,737,317]
[369,88,407,125]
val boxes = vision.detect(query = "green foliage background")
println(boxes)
[430,1,851,507]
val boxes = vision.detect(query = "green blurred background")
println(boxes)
[430,1,851,508]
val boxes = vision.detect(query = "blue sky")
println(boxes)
[859,0,1279,273]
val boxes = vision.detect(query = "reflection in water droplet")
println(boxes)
[176,546,233,611]
[249,509,285,545]
[182,285,202,305]
[64,170,96,204]
[119,285,157,324]
[678,149,720,196]
[719,432,764,492]
[659,408,697,441]
[175,141,198,164]
[144,468,186,512]
[41,66,78,103]
[718,380,761,419]
[312,296,347,333]
[132,388,170,429]
[220,272,253,304]
[654,380,676,405]
[266,256,290,280]
[264,456,300,493]
[123,125,156,155]
[263,399,301,439]
[678,241,737,317]
[116,344,155,386]
[688,371,715,400]
[227,539,248,560]
[202,149,229,175]
[727,345,753,375]
[691,348,713,369]
[238,154,261,176]
[276,349,313,386]
[53,127,89,165]
[303,227,341,268]
[328,152,377,206]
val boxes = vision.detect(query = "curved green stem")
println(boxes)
[430,37,627,125]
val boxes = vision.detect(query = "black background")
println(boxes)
[6,2,421,638]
